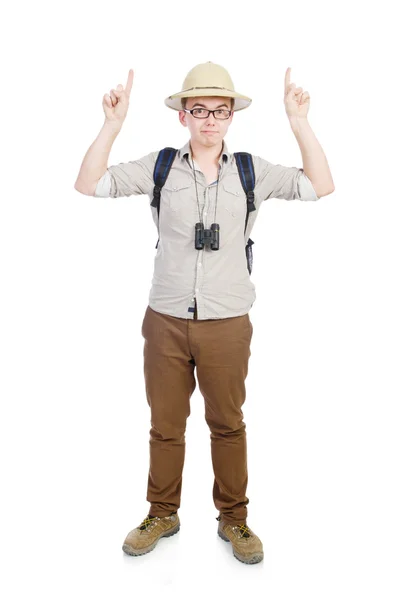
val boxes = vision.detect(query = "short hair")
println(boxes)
[181,96,235,111]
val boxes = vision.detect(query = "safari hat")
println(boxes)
[164,61,252,112]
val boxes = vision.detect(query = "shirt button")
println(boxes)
[204,212,207,216]
[195,288,199,293]
[198,262,202,267]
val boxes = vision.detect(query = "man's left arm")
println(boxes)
[284,67,335,198]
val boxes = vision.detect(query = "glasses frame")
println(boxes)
[183,108,232,120]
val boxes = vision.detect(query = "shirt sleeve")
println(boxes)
[297,172,319,201]
[94,150,157,198]
[94,170,112,197]
[253,155,319,201]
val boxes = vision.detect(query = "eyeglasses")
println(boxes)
[183,108,232,120]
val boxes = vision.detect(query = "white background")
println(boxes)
[1,0,396,597]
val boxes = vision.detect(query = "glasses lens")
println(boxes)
[191,108,209,118]
[214,110,230,119]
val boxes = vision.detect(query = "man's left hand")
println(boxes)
[284,67,310,119]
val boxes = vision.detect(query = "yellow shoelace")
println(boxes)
[139,515,156,530]
[236,524,251,538]
[217,516,251,537]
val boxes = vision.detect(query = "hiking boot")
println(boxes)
[122,512,180,556]
[217,516,264,564]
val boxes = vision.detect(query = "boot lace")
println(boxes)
[139,512,177,531]
[139,514,158,531]
[216,515,251,538]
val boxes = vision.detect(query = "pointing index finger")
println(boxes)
[125,69,134,95]
[284,67,291,91]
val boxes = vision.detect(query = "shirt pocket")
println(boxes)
[222,182,246,218]
[161,178,194,215]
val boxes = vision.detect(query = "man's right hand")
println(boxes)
[103,68,134,127]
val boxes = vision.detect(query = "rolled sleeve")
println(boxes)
[94,170,111,197]
[94,151,157,198]
[297,172,319,201]
[253,156,319,201]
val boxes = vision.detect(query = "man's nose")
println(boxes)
[205,112,217,125]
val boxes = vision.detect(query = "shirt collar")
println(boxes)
[179,139,231,166]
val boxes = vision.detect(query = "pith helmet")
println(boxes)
[164,61,252,112]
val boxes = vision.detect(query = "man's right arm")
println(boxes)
[74,121,122,196]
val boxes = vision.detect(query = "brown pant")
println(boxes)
[141,305,253,526]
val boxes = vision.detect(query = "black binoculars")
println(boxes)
[195,222,220,250]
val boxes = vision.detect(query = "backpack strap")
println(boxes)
[234,152,256,275]
[151,147,178,248]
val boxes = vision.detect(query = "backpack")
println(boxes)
[150,147,256,274]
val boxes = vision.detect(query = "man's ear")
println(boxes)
[178,110,187,127]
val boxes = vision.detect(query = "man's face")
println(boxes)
[178,96,234,147]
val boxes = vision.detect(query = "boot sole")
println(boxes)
[122,522,180,556]
[218,526,264,564]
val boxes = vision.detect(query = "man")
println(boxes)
[74,61,335,565]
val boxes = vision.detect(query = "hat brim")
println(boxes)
[164,88,252,112]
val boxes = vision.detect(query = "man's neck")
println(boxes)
[189,139,224,165]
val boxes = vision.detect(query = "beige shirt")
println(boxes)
[94,139,319,320]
